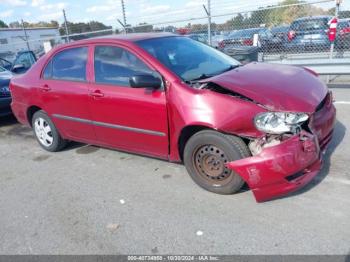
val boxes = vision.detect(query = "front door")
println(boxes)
[88,45,169,158]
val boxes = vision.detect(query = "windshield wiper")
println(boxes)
[186,73,213,83]
[186,65,240,83]
[216,64,240,75]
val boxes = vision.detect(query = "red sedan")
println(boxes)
[10,33,336,202]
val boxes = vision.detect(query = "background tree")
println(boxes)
[0,20,9,28]
[58,21,113,40]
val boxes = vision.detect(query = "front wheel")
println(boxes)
[32,110,67,152]
[184,130,251,194]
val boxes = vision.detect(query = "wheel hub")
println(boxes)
[34,117,53,147]
[194,145,232,181]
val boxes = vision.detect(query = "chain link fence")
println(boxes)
[0,0,349,73]
[116,0,349,64]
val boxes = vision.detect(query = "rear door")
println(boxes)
[38,46,95,142]
[88,44,169,158]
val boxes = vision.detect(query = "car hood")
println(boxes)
[205,62,327,113]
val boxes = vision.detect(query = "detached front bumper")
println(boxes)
[227,132,324,202]
[227,93,336,202]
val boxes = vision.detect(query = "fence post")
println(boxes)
[335,0,341,17]
[327,0,341,83]
[121,0,127,34]
[21,19,30,51]
[203,0,212,46]
[207,0,212,46]
[117,19,127,34]
[63,9,70,42]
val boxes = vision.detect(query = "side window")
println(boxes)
[52,47,87,81]
[43,60,52,79]
[94,45,153,86]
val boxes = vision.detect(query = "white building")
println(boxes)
[0,27,61,60]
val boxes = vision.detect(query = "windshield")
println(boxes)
[136,36,240,82]
[0,66,6,73]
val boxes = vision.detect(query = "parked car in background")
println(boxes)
[211,32,231,49]
[11,51,37,74]
[337,18,350,49]
[0,66,13,117]
[10,33,336,202]
[187,33,208,44]
[219,27,283,53]
[0,57,13,71]
[0,50,37,74]
[284,16,332,51]
[271,25,290,41]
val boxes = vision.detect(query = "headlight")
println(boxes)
[254,112,309,134]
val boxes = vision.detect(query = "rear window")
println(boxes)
[51,47,88,82]
[229,29,261,38]
[291,18,329,31]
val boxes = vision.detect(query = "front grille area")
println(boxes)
[286,172,305,182]
[0,93,11,98]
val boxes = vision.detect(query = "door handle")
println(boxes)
[41,84,51,92]
[90,90,104,98]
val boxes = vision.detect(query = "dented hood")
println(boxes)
[206,62,327,112]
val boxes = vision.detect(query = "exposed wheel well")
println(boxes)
[178,125,252,161]
[178,125,210,161]
[27,106,42,126]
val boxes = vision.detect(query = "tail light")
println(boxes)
[218,41,225,49]
[243,39,253,46]
[287,30,296,41]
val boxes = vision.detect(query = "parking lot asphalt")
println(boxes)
[0,87,349,255]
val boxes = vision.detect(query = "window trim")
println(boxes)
[40,45,89,83]
[42,59,52,79]
[92,43,164,89]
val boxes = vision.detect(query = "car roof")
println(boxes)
[293,15,332,22]
[73,32,177,45]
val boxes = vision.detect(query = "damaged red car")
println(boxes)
[10,33,336,202]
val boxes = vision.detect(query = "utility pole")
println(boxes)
[121,0,127,34]
[21,19,30,51]
[63,9,70,42]
[335,0,341,17]
[203,0,212,46]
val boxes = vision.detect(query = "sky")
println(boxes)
[0,0,349,29]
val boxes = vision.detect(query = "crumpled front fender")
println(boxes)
[227,131,323,202]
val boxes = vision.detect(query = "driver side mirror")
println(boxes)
[11,64,26,74]
[129,74,162,89]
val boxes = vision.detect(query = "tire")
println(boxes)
[183,130,251,194]
[32,110,67,152]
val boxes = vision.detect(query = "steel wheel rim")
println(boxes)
[193,145,233,185]
[34,117,53,147]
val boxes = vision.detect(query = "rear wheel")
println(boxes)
[32,110,67,152]
[184,130,251,194]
